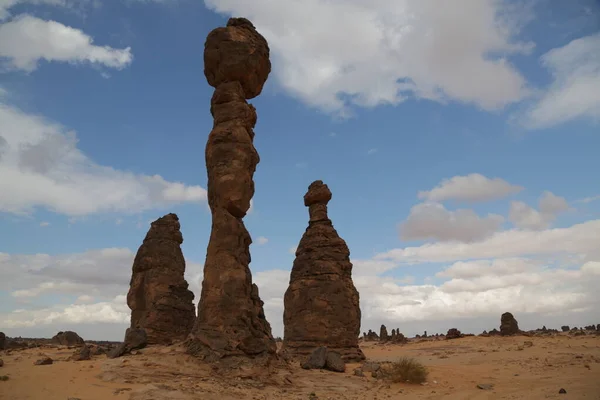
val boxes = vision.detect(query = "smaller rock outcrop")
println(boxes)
[561,325,570,332]
[446,328,462,339]
[34,357,53,365]
[500,312,520,336]
[71,346,91,361]
[364,330,379,341]
[52,331,84,346]
[283,180,364,362]
[127,213,195,345]
[301,347,346,373]
[107,328,147,359]
[379,325,389,342]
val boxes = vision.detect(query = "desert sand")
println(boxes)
[1,334,599,400]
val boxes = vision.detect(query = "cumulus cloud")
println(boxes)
[378,219,600,264]
[0,101,206,216]
[523,32,600,129]
[400,202,504,242]
[418,173,523,203]
[0,247,204,337]
[204,0,533,115]
[0,15,132,72]
[509,191,569,230]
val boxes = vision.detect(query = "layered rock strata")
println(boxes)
[187,18,275,360]
[127,213,195,344]
[282,180,365,362]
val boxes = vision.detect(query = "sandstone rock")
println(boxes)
[51,331,84,346]
[0,359,3,367]
[301,347,327,370]
[500,312,520,336]
[187,18,276,361]
[379,325,389,342]
[282,181,364,362]
[325,351,345,373]
[71,345,91,361]
[108,328,148,359]
[354,367,364,377]
[446,328,462,339]
[362,362,381,373]
[0,332,5,350]
[34,357,53,365]
[561,325,570,332]
[364,330,379,341]
[127,213,195,345]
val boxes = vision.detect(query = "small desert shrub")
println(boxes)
[381,357,428,384]
[0,375,9,381]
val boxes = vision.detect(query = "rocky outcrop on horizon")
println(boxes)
[282,180,364,362]
[127,213,195,345]
[500,312,520,336]
[51,331,84,346]
[379,325,389,342]
[187,17,276,361]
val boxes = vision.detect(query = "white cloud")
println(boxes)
[0,101,206,216]
[418,173,523,203]
[204,0,533,115]
[39,221,50,227]
[377,219,600,264]
[255,236,269,245]
[0,15,132,72]
[577,195,600,204]
[400,202,504,243]
[509,191,568,230]
[523,32,600,129]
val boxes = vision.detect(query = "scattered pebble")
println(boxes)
[477,383,494,390]
[559,388,567,394]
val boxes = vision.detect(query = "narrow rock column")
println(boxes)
[187,18,276,360]
[127,213,195,344]
[283,180,365,362]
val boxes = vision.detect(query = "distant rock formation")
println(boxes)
[127,213,195,345]
[51,331,84,346]
[561,325,570,332]
[282,180,365,362]
[0,332,5,350]
[500,312,520,336]
[187,17,276,361]
[379,325,389,342]
[446,328,462,339]
[364,330,379,341]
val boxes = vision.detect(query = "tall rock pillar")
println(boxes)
[187,18,275,360]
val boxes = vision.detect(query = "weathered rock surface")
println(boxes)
[282,181,364,362]
[500,312,520,336]
[446,328,462,339]
[108,328,147,359]
[127,213,195,345]
[34,357,53,365]
[187,17,276,361]
[71,345,91,361]
[380,325,389,342]
[51,331,84,346]
[363,330,379,341]
[301,347,346,372]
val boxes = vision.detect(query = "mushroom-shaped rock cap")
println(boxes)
[204,17,271,99]
[304,180,332,207]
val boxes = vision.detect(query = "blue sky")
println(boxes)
[0,0,599,341]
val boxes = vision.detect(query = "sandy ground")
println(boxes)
[1,334,599,400]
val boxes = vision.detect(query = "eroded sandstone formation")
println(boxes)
[380,325,389,342]
[282,180,364,362]
[187,18,275,361]
[51,331,84,346]
[127,213,195,345]
[500,312,520,336]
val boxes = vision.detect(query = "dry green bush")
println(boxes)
[381,357,428,384]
